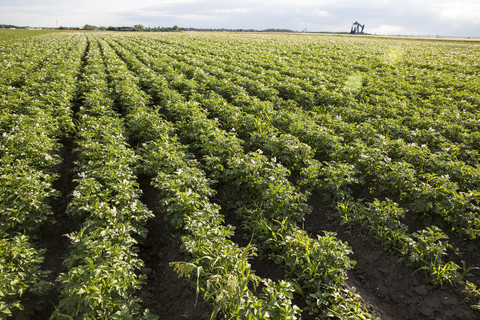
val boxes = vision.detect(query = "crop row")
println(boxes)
[136,34,480,188]
[109,34,473,282]
[50,38,156,319]
[1,31,479,317]
[102,35,376,319]
[108,33,479,308]
[0,34,82,95]
[131,35,479,242]
[135,34,479,171]
[97,36,301,318]
[0,34,85,318]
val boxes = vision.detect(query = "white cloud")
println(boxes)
[1,0,479,36]
[368,24,406,35]
[430,1,480,25]
[214,8,249,14]
[312,9,330,17]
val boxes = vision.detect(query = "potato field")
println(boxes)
[1,30,479,319]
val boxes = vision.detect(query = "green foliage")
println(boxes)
[401,226,460,285]
[0,33,86,319]
[171,245,299,319]
[52,38,154,319]
[0,235,50,319]
[53,226,147,319]
[300,160,361,202]
[463,281,480,311]
[2,31,480,318]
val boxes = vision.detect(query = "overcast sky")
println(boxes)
[1,0,479,37]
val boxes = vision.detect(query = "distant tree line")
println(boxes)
[81,25,297,33]
[1,23,298,33]
[82,24,180,32]
[0,24,29,29]
[0,24,81,30]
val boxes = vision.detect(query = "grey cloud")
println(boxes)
[1,0,479,37]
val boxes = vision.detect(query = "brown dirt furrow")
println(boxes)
[304,192,477,320]
[137,174,212,319]
[35,137,78,319]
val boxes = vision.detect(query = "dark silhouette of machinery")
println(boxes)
[350,21,365,34]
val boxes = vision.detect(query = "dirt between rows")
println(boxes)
[304,192,478,320]
[36,157,213,319]
[137,176,212,319]
[36,138,78,319]
[138,179,479,320]
[36,156,478,319]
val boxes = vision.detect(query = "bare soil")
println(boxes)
[137,175,213,319]
[32,135,479,320]
[304,191,479,320]
[35,137,78,319]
